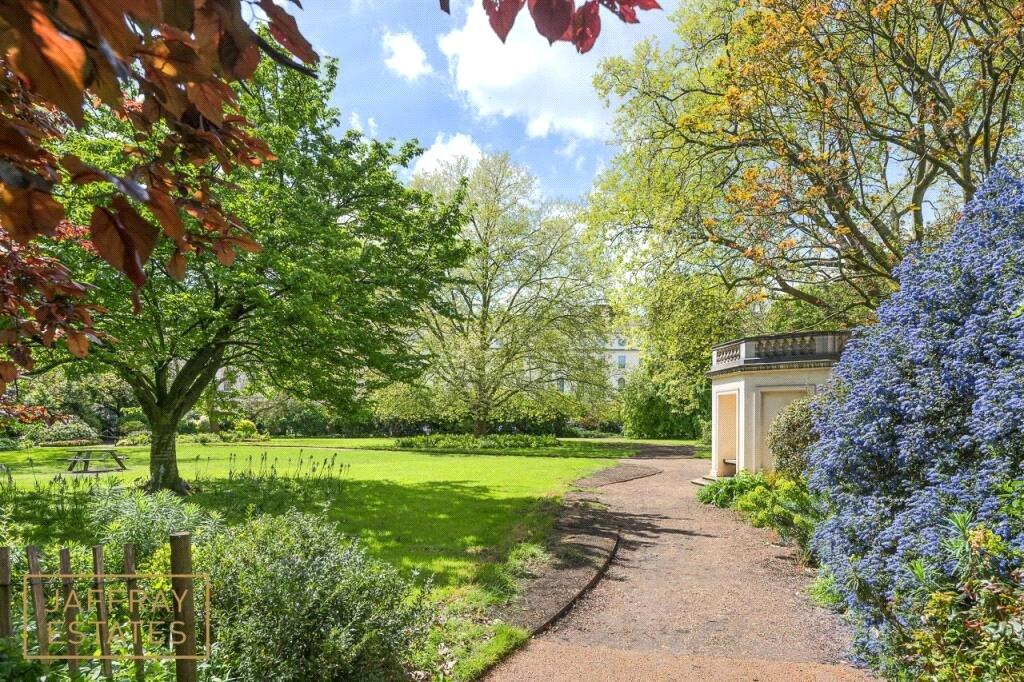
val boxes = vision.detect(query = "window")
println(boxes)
[617,377,626,390]
[557,379,566,392]
[618,355,627,369]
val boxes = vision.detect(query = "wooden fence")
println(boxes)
[0,532,200,682]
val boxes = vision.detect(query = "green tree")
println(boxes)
[415,154,610,436]
[593,0,1024,315]
[47,60,465,492]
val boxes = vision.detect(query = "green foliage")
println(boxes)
[19,417,99,446]
[765,397,816,480]
[413,154,610,435]
[808,572,844,611]
[120,419,147,434]
[893,510,1024,681]
[734,478,822,563]
[198,511,430,681]
[233,418,258,437]
[395,434,560,451]
[620,368,700,439]
[696,471,772,508]
[87,487,224,559]
[116,432,151,446]
[0,637,45,680]
[698,471,822,562]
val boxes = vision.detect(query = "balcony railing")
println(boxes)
[710,331,851,373]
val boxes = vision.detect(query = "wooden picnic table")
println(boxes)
[62,450,129,475]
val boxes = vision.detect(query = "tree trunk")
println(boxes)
[147,413,191,494]
[473,417,488,437]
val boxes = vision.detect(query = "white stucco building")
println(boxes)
[699,331,850,483]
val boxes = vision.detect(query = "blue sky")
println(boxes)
[288,1,679,200]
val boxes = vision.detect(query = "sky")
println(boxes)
[288,1,679,200]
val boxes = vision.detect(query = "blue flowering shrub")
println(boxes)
[810,165,1024,667]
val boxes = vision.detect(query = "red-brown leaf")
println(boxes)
[259,0,317,64]
[484,0,526,43]
[528,0,575,44]
[186,80,230,125]
[1,1,87,124]
[570,1,600,53]
[0,183,65,243]
[147,188,186,240]
[0,361,17,383]
[90,198,159,288]
[65,330,89,358]
[166,250,186,281]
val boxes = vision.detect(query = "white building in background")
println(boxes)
[552,335,642,393]
[605,335,641,390]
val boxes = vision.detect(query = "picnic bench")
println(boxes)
[62,450,128,476]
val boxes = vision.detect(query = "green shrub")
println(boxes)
[20,417,100,446]
[86,488,224,559]
[765,397,816,480]
[0,437,19,451]
[198,511,430,681]
[119,407,148,426]
[620,371,700,439]
[894,511,1024,681]
[696,471,772,508]
[394,433,559,450]
[734,478,823,563]
[116,432,151,446]
[233,418,258,437]
[119,420,147,434]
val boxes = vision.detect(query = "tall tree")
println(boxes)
[45,59,466,492]
[415,154,609,436]
[0,1,653,420]
[593,0,1024,315]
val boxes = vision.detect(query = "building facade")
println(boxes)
[701,331,850,481]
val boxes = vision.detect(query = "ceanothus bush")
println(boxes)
[809,164,1024,660]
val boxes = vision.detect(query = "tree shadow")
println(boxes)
[188,476,554,588]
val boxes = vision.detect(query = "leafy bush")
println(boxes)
[20,417,100,446]
[696,471,772,508]
[86,488,224,559]
[233,418,258,437]
[395,433,559,450]
[765,397,816,480]
[119,407,148,426]
[734,478,822,563]
[810,165,1024,665]
[891,510,1024,680]
[198,512,430,681]
[620,370,700,439]
[216,429,269,443]
[0,437,19,451]
[119,420,147,434]
[116,432,151,446]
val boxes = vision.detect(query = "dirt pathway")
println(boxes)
[488,450,868,681]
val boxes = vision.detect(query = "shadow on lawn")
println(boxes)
[189,477,551,588]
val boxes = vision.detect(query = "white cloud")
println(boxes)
[382,30,434,82]
[438,4,667,140]
[413,133,484,176]
[348,112,379,138]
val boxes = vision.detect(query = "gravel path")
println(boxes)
[489,451,868,681]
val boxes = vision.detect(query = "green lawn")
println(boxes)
[1,436,697,678]
[2,439,618,585]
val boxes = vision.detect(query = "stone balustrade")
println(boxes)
[710,331,851,374]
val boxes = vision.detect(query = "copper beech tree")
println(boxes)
[0,0,658,422]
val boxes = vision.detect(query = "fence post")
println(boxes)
[0,547,10,639]
[58,548,78,677]
[122,544,145,681]
[170,532,197,682]
[92,545,113,679]
[25,546,49,667]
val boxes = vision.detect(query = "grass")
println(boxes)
[0,435,699,678]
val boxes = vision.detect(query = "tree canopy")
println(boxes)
[46,58,467,491]
[593,0,1024,316]
[412,154,610,436]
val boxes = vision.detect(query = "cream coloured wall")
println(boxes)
[710,365,833,476]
